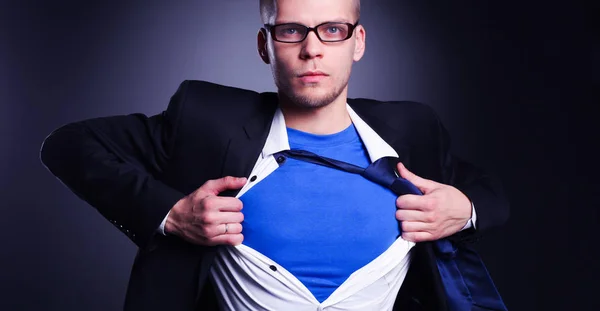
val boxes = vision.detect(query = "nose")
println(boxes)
[300,31,324,60]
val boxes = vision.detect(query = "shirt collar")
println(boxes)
[261,104,398,162]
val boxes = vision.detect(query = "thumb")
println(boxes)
[202,176,248,195]
[396,162,435,193]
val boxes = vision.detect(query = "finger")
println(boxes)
[197,211,244,231]
[218,212,244,224]
[402,231,435,243]
[401,221,431,233]
[194,212,243,235]
[218,198,244,212]
[206,233,244,246]
[197,196,243,212]
[218,222,243,235]
[395,209,426,222]
[396,194,427,210]
[396,162,436,193]
[202,176,247,196]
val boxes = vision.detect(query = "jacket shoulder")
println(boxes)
[169,80,277,122]
[179,80,262,106]
[348,97,441,126]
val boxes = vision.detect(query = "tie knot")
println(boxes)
[361,157,400,188]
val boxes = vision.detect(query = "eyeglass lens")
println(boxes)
[274,23,351,42]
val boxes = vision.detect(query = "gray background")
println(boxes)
[1,0,596,310]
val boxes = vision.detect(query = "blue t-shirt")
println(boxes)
[241,123,400,302]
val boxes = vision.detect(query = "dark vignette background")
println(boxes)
[1,0,596,310]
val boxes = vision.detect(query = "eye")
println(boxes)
[276,25,303,37]
[326,26,339,34]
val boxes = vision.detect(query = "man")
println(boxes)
[40,0,509,310]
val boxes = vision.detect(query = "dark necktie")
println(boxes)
[274,149,422,196]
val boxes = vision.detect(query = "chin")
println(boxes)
[276,75,347,109]
[287,88,338,109]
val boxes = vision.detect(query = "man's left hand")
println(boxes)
[395,162,472,242]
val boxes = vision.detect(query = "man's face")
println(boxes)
[260,0,365,109]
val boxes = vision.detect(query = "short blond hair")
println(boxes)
[260,0,360,24]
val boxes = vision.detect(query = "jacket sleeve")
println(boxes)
[431,109,510,241]
[39,81,191,250]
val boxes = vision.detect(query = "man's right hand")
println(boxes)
[164,176,247,246]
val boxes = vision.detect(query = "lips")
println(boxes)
[298,71,328,83]
[299,71,328,77]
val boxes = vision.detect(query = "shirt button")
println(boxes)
[250,175,257,182]
[276,156,286,164]
[269,265,277,272]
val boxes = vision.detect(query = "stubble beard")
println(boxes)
[275,70,350,110]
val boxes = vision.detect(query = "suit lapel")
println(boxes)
[348,100,412,168]
[219,92,278,197]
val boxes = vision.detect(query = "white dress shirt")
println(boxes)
[158,104,477,310]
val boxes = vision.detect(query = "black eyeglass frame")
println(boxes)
[263,20,360,43]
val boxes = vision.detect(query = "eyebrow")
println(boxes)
[273,19,353,25]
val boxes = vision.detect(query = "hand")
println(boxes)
[165,176,247,246]
[395,162,472,242]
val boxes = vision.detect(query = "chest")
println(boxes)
[239,157,401,261]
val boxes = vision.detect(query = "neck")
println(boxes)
[278,89,352,135]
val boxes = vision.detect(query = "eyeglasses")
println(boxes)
[263,21,360,43]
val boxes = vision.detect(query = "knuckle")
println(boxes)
[424,198,436,211]
[429,196,439,208]
[425,213,436,223]
[193,196,206,210]
[202,197,217,211]
[199,225,211,237]
[201,212,216,224]
[201,198,213,210]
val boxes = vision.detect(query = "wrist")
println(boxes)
[164,198,185,235]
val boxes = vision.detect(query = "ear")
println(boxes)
[353,25,366,62]
[257,28,270,64]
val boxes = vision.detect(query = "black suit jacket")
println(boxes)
[40,80,509,311]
